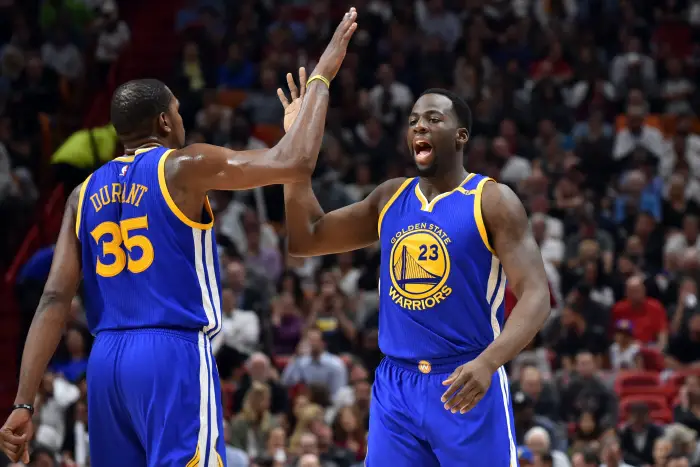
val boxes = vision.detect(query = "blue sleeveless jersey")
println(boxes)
[377,174,506,360]
[76,146,222,338]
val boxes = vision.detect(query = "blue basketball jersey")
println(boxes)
[76,146,222,338]
[377,174,506,360]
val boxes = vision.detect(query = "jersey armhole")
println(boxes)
[75,173,94,238]
[157,149,215,230]
[474,177,496,255]
[377,178,414,237]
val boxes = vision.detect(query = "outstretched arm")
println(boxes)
[284,178,405,257]
[171,9,358,192]
[478,182,551,370]
[16,186,82,405]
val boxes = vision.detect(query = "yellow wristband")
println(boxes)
[306,75,330,89]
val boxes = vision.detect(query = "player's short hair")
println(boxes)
[110,79,172,137]
[420,88,472,135]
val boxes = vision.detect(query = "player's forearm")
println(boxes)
[283,181,326,256]
[478,288,550,372]
[276,81,330,178]
[15,291,72,405]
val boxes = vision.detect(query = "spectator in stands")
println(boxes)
[666,313,700,370]
[512,365,561,422]
[611,276,668,347]
[331,406,365,461]
[49,327,88,383]
[555,303,609,369]
[40,27,83,81]
[600,436,635,467]
[218,43,256,90]
[620,402,664,466]
[524,426,571,467]
[673,375,700,434]
[223,420,249,467]
[513,390,567,452]
[561,351,617,431]
[232,352,288,415]
[610,319,642,371]
[281,329,348,399]
[214,287,261,378]
[93,1,130,85]
[229,381,274,458]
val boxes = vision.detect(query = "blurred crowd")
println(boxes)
[5,0,700,466]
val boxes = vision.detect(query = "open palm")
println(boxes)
[277,67,307,133]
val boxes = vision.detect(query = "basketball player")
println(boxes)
[0,9,357,466]
[277,80,551,465]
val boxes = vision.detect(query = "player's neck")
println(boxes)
[123,137,168,155]
[418,168,468,200]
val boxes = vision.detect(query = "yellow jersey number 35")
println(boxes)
[90,215,154,277]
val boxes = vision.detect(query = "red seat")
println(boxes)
[620,395,669,420]
[253,124,285,147]
[639,347,665,372]
[615,371,660,396]
[650,408,673,424]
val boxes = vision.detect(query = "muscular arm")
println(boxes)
[284,178,406,257]
[478,182,551,371]
[171,80,329,192]
[15,186,82,405]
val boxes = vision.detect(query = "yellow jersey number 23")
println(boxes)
[90,215,154,277]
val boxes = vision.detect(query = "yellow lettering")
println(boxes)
[411,300,423,311]
[98,186,110,206]
[389,287,402,302]
[445,238,451,245]
[441,286,452,297]
[407,225,415,231]
[134,185,148,206]
[111,183,122,203]
[424,297,436,308]
[125,184,139,205]
[434,291,445,303]
[90,194,102,212]
[420,223,427,229]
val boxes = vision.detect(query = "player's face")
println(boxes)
[164,95,186,149]
[406,94,467,177]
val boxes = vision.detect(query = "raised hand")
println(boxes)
[277,67,307,133]
[312,7,358,82]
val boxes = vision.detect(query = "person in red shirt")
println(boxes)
[610,276,668,347]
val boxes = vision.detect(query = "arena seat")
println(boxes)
[620,395,669,418]
[614,370,661,397]
[274,355,292,370]
[650,408,673,424]
[639,347,666,372]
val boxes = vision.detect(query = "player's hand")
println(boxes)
[441,357,494,414]
[0,408,33,463]
[277,67,307,133]
[312,7,358,82]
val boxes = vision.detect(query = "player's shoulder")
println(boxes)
[371,177,412,209]
[480,181,528,233]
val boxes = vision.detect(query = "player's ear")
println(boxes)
[159,112,171,134]
[456,128,468,146]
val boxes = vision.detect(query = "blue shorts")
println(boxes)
[87,329,226,467]
[366,355,518,467]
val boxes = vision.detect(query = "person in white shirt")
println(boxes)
[613,105,664,161]
[94,1,130,81]
[610,320,641,372]
[494,136,532,186]
[367,63,413,128]
[213,288,261,377]
[40,28,83,80]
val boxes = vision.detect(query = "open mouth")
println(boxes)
[413,140,434,166]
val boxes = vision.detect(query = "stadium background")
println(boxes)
[2,0,700,466]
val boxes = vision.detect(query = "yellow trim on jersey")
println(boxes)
[377,178,414,236]
[185,446,199,467]
[415,173,476,212]
[75,173,93,237]
[157,149,215,230]
[113,156,135,162]
[474,177,496,255]
[217,453,224,467]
